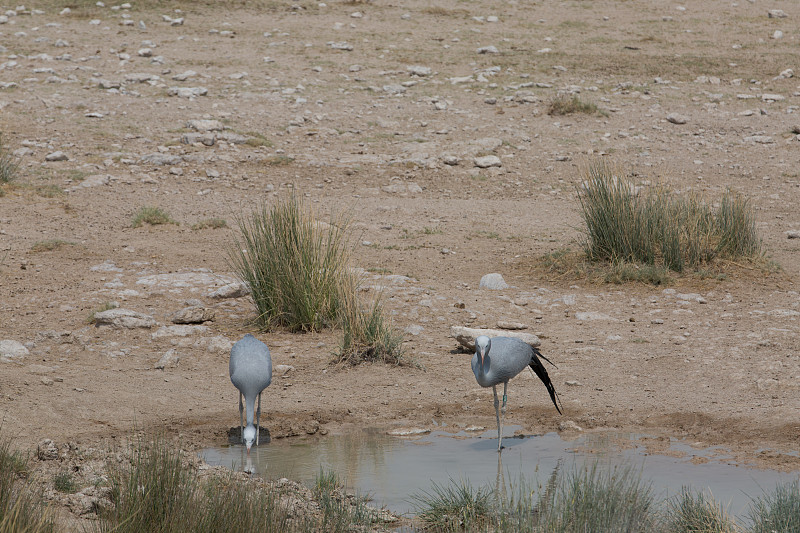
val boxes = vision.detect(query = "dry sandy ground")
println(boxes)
[1,0,800,521]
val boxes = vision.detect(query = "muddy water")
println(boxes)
[200,426,798,519]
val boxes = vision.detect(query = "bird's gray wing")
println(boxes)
[529,347,562,415]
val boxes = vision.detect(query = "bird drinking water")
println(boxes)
[229,334,272,454]
[472,335,562,451]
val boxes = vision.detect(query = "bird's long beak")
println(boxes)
[478,348,485,367]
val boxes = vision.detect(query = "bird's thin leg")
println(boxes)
[256,392,262,447]
[493,385,502,451]
[500,382,508,449]
[238,392,244,444]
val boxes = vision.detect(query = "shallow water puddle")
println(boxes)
[201,427,798,519]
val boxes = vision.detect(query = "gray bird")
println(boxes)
[472,335,562,451]
[229,334,272,454]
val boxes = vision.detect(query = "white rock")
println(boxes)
[93,309,156,329]
[0,340,29,362]
[450,326,541,350]
[407,65,431,76]
[666,112,688,124]
[187,119,224,132]
[768,9,787,18]
[477,45,499,54]
[387,427,430,436]
[154,349,180,369]
[208,282,250,299]
[474,155,502,168]
[151,325,208,339]
[479,272,508,289]
[45,151,68,161]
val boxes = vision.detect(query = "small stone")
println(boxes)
[479,272,508,290]
[768,9,787,19]
[45,151,68,161]
[0,339,29,362]
[785,230,800,239]
[92,309,156,329]
[474,155,502,168]
[407,65,431,76]
[274,364,295,375]
[496,321,527,330]
[477,45,499,54]
[37,439,59,460]
[558,420,583,432]
[565,380,583,386]
[154,349,180,369]
[666,113,688,124]
[387,427,431,436]
[170,306,215,324]
[208,282,250,299]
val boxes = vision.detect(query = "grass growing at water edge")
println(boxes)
[663,487,737,533]
[746,479,800,533]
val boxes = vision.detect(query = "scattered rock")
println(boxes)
[407,65,431,76]
[558,420,583,432]
[208,282,250,299]
[154,349,180,369]
[387,427,431,436]
[767,9,787,18]
[274,364,295,376]
[37,439,59,461]
[786,230,800,239]
[479,272,508,290]
[45,151,68,161]
[0,339,29,362]
[450,326,541,350]
[496,321,527,330]
[151,325,208,338]
[92,309,156,329]
[474,155,502,168]
[187,119,224,132]
[666,113,688,124]
[170,306,215,324]
[476,45,499,54]
[575,311,617,321]
[139,153,182,166]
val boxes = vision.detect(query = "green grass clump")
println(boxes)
[746,479,800,533]
[191,218,227,231]
[131,206,177,228]
[53,471,77,494]
[311,469,377,532]
[411,478,493,531]
[31,239,74,253]
[547,94,602,116]
[96,437,292,533]
[231,193,405,361]
[335,290,407,366]
[536,463,657,532]
[578,160,762,273]
[0,437,54,533]
[87,301,117,324]
[0,135,19,186]
[664,487,737,533]
[230,193,352,332]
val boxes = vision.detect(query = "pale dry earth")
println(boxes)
[1,0,800,524]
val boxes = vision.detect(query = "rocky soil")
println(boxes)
[1,0,800,527]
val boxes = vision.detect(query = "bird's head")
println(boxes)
[475,335,491,366]
[243,424,257,454]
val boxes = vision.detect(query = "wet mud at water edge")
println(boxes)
[201,427,800,519]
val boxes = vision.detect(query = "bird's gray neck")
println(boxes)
[245,396,255,425]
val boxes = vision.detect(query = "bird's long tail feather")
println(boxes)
[530,347,562,414]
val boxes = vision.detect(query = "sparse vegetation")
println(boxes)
[53,470,77,494]
[131,206,177,228]
[191,218,227,231]
[231,193,405,364]
[0,436,54,533]
[230,193,353,332]
[578,160,763,274]
[31,239,74,253]
[335,288,407,366]
[265,155,294,166]
[96,436,293,533]
[311,468,378,532]
[410,478,493,531]
[0,135,19,186]
[664,487,737,533]
[746,479,800,533]
[88,301,117,324]
[547,94,602,116]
